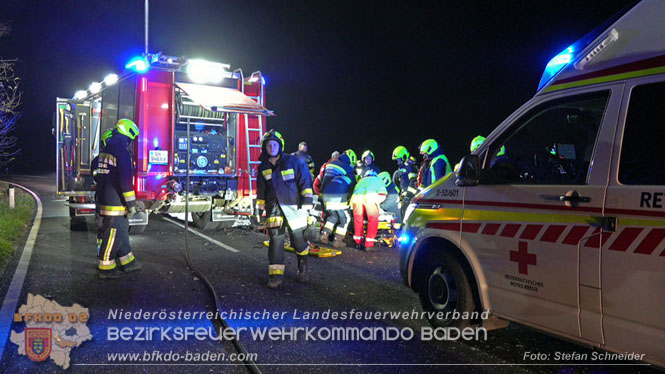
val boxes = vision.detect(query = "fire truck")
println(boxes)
[55,53,272,232]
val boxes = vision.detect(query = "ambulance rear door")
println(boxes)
[459,83,622,342]
[602,76,665,366]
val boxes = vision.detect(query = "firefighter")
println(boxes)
[293,141,316,180]
[91,129,115,252]
[378,171,401,225]
[95,119,141,279]
[418,139,452,189]
[313,151,340,196]
[360,150,381,176]
[351,169,387,251]
[391,146,418,217]
[320,149,356,248]
[256,130,314,289]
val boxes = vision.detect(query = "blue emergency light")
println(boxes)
[537,45,575,91]
[125,56,150,73]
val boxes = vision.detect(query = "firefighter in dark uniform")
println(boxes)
[91,129,115,253]
[94,119,141,279]
[293,141,316,180]
[391,146,418,217]
[319,149,357,248]
[418,139,452,190]
[256,130,314,289]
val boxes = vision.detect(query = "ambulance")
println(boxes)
[399,0,665,367]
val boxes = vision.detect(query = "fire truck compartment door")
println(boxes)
[175,82,273,115]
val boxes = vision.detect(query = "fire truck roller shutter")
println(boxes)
[174,82,273,115]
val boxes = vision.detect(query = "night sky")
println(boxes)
[2,0,634,173]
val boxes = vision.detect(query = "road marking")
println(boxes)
[0,181,43,360]
[163,217,239,253]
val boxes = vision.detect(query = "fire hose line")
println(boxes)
[183,122,262,374]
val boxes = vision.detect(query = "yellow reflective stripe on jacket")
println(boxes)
[281,169,294,176]
[256,199,265,206]
[301,188,313,197]
[100,205,128,216]
[297,246,310,256]
[266,216,284,228]
[262,169,272,180]
[122,191,136,201]
[98,153,117,166]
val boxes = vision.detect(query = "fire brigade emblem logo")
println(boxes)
[25,328,52,362]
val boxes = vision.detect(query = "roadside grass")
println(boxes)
[0,182,36,270]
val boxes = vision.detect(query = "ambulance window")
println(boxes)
[619,82,665,185]
[482,91,609,185]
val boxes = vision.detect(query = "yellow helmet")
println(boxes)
[115,119,139,140]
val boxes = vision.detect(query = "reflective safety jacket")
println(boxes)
[321,154,355,209]
[420,149,452,189]
[93,135,137,216]
[350,175,387,206]
[256,153,313,230]
[394,158,418,198]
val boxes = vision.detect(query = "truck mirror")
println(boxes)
[455,154,480,186]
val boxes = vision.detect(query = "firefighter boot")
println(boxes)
[97,268,121,279]
[319,229,331,245]
[267,275,283,289]
[121,260,142,273]
[297,256,309,283]
[332,234,346,248]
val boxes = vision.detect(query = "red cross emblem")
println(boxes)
[510,241,537,275]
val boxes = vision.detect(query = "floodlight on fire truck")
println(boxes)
[186,59,231,84]
[73,90,88,100]
[103,73,119,86]
[89,82,102,94]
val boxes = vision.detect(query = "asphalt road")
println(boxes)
[0,174,659,374]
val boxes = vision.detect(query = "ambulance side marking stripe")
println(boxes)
[633,228,665,255]
[520,224,543,240]
[583,227,613,248]
[500,224,521,238]
[608,227,643,252]
[481,223,501,235]
[561,226,590,245]
[540,225,567,243]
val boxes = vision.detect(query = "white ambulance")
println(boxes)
[399,0,665,367]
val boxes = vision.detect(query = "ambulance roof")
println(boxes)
[537,0,665,94]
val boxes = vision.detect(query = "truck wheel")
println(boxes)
[129,225,146,234]
[418,251,476,328]
[191,211,221,230]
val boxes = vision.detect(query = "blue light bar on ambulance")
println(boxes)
[538,45,575,91]
[125,56,150,73]
[186,59,231,84]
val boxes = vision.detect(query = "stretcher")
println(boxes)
[262,241,342,257]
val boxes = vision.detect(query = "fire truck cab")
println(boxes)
[399,0,665,367]
[55,53,271,232]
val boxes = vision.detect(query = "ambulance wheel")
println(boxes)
[418,251,475,328]
[192,211,220,230]
[129,225,146,234]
